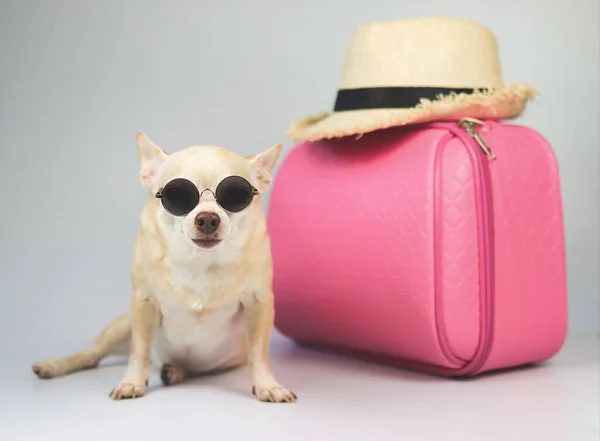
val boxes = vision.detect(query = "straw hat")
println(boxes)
[287,17,537,142]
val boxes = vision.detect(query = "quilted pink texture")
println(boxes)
[267,121,567,376]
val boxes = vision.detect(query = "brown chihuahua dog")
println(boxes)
[32,133,296,403]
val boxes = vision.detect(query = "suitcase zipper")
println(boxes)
[455,118,496,376]
[459,118,497,161]
[431,120,496,376]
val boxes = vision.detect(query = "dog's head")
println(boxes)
[136,132,281,253]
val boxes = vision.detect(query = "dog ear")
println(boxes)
[246,144,282,192]
[137,132,168,188]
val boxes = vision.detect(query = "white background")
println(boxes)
[0,1,598,440]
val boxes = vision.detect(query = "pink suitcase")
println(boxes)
[267,120,567,377]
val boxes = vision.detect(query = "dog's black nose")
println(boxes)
[195,212,220,234]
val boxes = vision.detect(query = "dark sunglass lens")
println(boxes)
[161,178,199,216]
[216,176,254,212]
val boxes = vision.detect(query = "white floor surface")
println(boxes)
[2,333,599,441]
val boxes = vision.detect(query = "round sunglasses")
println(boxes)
[155,176,259,216]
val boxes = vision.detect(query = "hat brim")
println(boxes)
[287,83,537,142]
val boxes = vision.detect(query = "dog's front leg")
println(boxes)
[109,291,159,400]
[243,294,296,403]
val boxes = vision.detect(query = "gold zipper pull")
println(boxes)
[458,118,497,161]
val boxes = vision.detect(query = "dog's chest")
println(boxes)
[158,300,243,346]
[170,264,221,295]
[163,259,246,307]
[154,300,245,371]
[150,259,248,371]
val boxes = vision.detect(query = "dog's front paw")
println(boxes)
[252,383,297,403]
[109,381,146,400]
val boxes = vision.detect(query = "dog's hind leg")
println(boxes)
[159,363,188,386]
[32,314,131,379]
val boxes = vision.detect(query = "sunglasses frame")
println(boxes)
[155,175,260,216]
